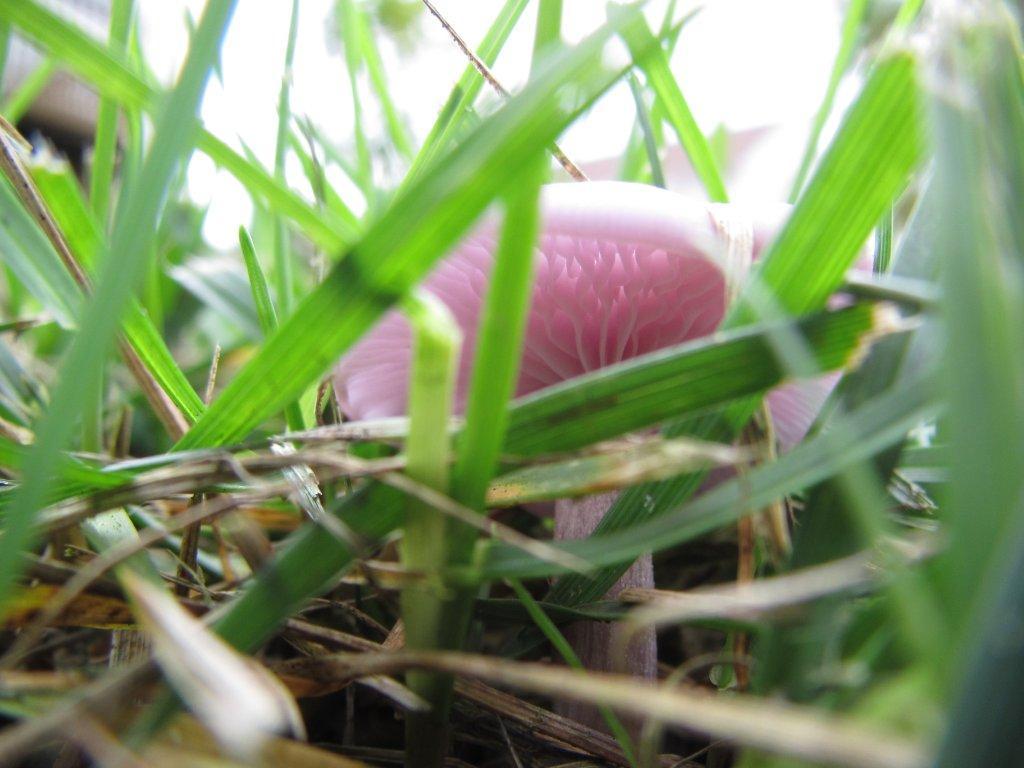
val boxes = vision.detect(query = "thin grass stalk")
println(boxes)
[508,578,636,764]
[239,226,304,431]
[90,0,134,227]
[408,158,544,767]
[627,73,666,188]
[404,0,530,184]
[616,10,727,202]
[83,0,134,454]
[272,0,299,318]
[336,0,373,196]
[400,291,461,767]
[354,1,413,160]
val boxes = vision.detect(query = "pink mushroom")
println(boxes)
[334,181,834,725]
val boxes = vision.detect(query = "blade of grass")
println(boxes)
[0,20,9,80]
[404,0,530,183]
[353,0,413,160]
[531,0,562,70]
[508,578,637,764]
[503,302,897,456]
[89,0,134,227]
[616,9,727,202]
[874,207,894,273]
[84,0,133,451]
[271,0,299,316]
[0,0,237,616]
[27,156,205,424]
[627,73,666,188]
[200,131,358,251]
[238,227,305,433]
[0,174,81,328]
[288,128,358,224]
[893,0,925,29]
[238,226,279,337]
[928,1,1024,673]
[403,156,544,767]
[788,0,868,202]
[19,300,901,527]
[336,0,373,197]
[174,8,652,452]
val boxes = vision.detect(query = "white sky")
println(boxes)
[140,1,847,249]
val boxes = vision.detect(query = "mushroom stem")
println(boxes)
[554,492,656,733]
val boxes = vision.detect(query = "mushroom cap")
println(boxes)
[334,181,826,447]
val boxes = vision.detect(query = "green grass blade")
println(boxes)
[199,305,897,655]
[89,0,134,226]
[354,2,413,160]
[336,0,373,195]
[788,0,869,202]
[627,73,665,187]
[271,0,299,317]
[929,5,1024,657]
[0,0,236,616]
[400,158,543,766]
[405,0,530,183]
[874,207,894,273]
[617,11,727,202]
[894,0,925,29]
[28,157,205,423]
[450,161,544,509]
[20,302,900,520]
[175,10,651,451]
[531,0,563,70]
[237,226,279,337]
[0,21,10,81]
[936,519,1024,768]
[287,128,359,224]
[200,131,358,251]
[503,302,894,456]
[734,52,922,322]
[508,578,636,763]
[0,176,81,328]
[86,0,132,452]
